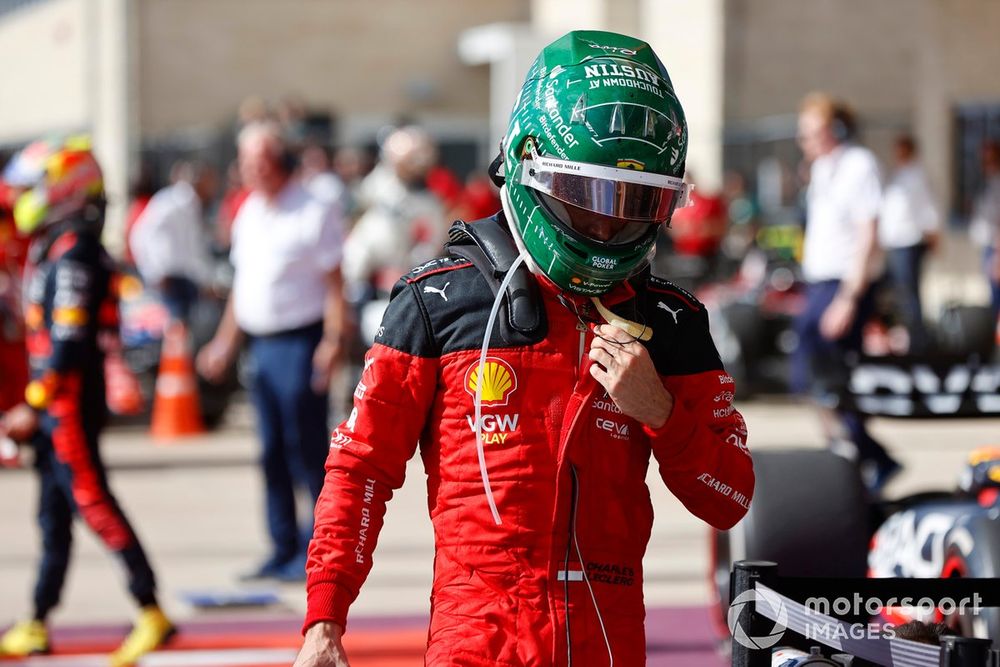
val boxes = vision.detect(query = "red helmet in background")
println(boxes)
[2,136,104,236]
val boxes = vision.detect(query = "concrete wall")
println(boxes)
[722,0,916,123]
[90,0,134,255]
[720,0,917,178]
[530,0,607,34]
[0,0,132,251]
[719,0,1000,214]
[642,0,726,191]
[0,0,88,144]
[135,0,530,142]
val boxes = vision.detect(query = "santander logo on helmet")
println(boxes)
[499,30,690,296]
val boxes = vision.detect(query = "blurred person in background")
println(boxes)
[276,95,310,147]
[879,134,940,353]
[331,145,372,221]
[669,172,728,261]
[719,170,762,268]
[970,140,1000,319]
[343,125,446,341]
[0,138,173,664]
[294,31,753,666]
[214,161,251,252]
[457,171,502,221]
[300,143,347,211]
[427,165,502,224]
[121,164,155,267]
[425,161,464,215]
[197,121,349,582]
[129,160,217,326]
[724,171,760,230]
[794,93,899,493]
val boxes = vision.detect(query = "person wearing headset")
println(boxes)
[294,31,754,666]
[794,93,900,493]
[197,121,350,582]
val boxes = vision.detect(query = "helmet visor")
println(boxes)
[538,192,654,245]
[519,153,691,224]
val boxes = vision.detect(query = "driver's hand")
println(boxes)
[0,403,39,442]
[588,324,674,429]
[293,622,349,667]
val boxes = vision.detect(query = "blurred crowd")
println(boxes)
[0,88,999,660]
[1,89,998,504]
[661,107,1000,364]
[124,97,502,327]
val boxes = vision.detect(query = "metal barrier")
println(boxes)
[729,560,998,667]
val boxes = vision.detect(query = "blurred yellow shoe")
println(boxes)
[109,606,176,667]
[0,619,50,656]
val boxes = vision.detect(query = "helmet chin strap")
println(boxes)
[589,296,653,342]
[503,184,654,342]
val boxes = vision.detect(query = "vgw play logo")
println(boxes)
[727,588,788,650]
[465,358,520,445]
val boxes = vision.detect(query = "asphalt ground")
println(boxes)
[0,396,997,664]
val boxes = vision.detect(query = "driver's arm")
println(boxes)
[646,298,754,530]
[303,279,439,634]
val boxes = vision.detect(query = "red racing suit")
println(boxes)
[305,225,754,666]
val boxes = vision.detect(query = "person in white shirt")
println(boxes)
[793,93,900,493]
[345,126,446,340]
[879,135,940,352]
[970,140,1000,319]
[129,161,216,324]
[197,121,349,581]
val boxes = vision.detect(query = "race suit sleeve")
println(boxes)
[304,279,439,632]
[646,304,754,531]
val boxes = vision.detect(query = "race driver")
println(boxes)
[0,138,174,665]
[295,31,754,666]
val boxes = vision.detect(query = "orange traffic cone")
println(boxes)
[150,322,204,440]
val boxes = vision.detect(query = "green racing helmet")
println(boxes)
[500,30,691,295]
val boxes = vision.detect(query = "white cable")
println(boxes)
[572,478,614,666]
[474,252,526,526]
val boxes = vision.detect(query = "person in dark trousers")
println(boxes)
[794,93,901,493]
[879,135,940,353]
[197,121,349,582]
[130,160,217,326]
[0,138,174,665]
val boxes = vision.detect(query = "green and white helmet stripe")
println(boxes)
[501,30,689,295]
